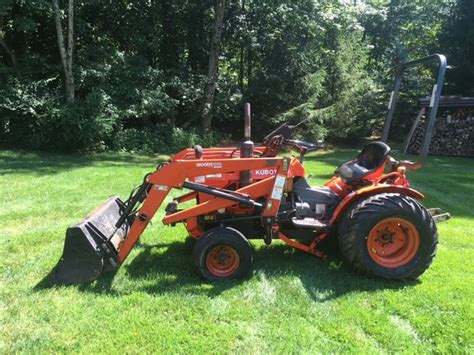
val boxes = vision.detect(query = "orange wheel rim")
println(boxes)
[206,245,240,277]
[367,217,420,268]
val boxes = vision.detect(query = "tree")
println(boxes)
[53,0,75,103]
[0,0,465,151]
[439,0,474,96]
[0,15,16,66]
[202,0,226,129]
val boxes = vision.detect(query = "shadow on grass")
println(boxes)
[35,264,121,295]
[35,238,418,302]
[0,150,164,176]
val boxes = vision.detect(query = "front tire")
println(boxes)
[338,193,438,280]
[193,227,253,281]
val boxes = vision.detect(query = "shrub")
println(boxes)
[111,125,221,153]
[0,77,117,152]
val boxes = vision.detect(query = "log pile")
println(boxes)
[419,96,474,108]
[407,107,474,157]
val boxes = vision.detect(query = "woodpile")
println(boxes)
[407,107,474,157]
[419,96,474,108]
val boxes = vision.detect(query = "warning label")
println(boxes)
[271,175,286,200]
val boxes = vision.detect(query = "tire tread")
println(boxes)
[338,193,438,280]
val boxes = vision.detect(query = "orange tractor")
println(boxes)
[54,54,450,284]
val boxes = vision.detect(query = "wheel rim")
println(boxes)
[206,245,240,277]
[367,217,420,268]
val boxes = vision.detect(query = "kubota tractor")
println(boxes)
[53,54,450,284]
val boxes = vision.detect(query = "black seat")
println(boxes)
[335,141,391,183]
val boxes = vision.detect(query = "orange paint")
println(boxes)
[206,245,240,277]
[329,185,424,224]
[367,218,420,268]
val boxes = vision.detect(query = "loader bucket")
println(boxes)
[54,196,132,284]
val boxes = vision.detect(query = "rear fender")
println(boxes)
[329,185,424,224]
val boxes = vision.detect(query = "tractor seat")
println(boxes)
[335,141,391,183]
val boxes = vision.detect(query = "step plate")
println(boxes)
[291,217,328,229]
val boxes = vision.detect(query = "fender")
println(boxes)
[329,184,425,224]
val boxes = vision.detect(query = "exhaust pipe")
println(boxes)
[240,103,254,186]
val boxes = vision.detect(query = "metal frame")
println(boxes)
[382,54,447,169]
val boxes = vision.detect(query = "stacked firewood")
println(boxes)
[407,108,474,157]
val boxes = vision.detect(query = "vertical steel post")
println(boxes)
[381,54,447,169]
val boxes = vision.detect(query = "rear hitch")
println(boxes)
[428,208,451,223]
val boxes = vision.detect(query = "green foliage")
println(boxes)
[0,75,116,151]
[439,0,474,96]
[0,0,468,151]
[111,125,220,154]
[0,53,226,151]
[362,0,452,68]
[278,1,385,142]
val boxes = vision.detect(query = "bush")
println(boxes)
[111,125,221,153]
[0,77,117,152]
[276,19,385,143]
[0,61,225,152]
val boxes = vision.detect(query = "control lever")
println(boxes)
[399,160,423,170]
[388,156,422,171]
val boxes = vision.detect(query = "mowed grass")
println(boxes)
[0,148,473,353]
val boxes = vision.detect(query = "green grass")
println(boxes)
[1,148,473,353]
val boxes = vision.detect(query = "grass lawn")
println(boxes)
[1,148,473,353]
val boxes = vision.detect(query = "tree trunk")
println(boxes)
[53,0,75,103]
[160,0,180,70]
[187,2,201,71]
[66,0,74,102]
[0,16,17,66]
[239,46,244,91]
[202,0,226,129]
[238,0,245,91]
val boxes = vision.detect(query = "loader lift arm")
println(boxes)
[117,157,288,262]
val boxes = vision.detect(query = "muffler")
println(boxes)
[54,196,133,284]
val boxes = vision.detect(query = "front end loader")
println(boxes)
[53,54,450,284]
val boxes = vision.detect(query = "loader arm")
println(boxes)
[117,157,287,262]
[54,153,291,284]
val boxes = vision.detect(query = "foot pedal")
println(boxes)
[428,208,451,223]
[291,217,328,229]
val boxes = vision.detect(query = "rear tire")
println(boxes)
[338,193,438,280]
[193,227,253,281]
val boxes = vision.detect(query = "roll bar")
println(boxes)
[381,54,447,169]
